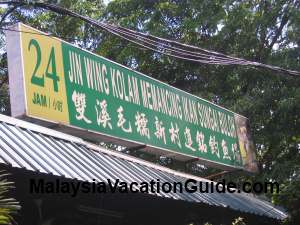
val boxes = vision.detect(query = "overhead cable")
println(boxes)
[0,1,299,76]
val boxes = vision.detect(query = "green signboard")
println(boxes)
[7,23,258,172]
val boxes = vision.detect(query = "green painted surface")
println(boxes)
[61,43,243,168]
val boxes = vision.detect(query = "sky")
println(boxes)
[103,0,112,5]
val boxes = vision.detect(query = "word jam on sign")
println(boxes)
[6,23,258,173]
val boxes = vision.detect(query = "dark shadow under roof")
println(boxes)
[0,114,287,220]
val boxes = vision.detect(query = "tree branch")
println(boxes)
[0,3,23,26]
[0,76,8,90]
[268,13,289,50]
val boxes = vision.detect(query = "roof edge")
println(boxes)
[0,114,212,182]
[0,114,84,144]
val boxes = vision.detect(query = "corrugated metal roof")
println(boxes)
[0,114,287,220]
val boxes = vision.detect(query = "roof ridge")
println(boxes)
[0,114,84,144]
[0,114,212,182]
[0,114,288,219]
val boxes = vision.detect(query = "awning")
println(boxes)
[0,114,287,220]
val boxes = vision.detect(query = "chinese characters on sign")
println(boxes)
[70,92,242,163]
[7,23,258,172]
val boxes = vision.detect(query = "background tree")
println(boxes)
[0,0,299,224]
[0,0,105,114]
[100,1,300,224]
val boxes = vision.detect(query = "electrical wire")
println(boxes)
[1,26,244,65]
[102,23,248,62]
[0,1,299,76]
[99,23,248,65]
[37,3,252,64]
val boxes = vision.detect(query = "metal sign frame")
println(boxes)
[6,23,258,172]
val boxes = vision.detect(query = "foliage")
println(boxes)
[232,217,246,225]
[101,1,300,224]
[0,0,299,224]
[0,171,20,224]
